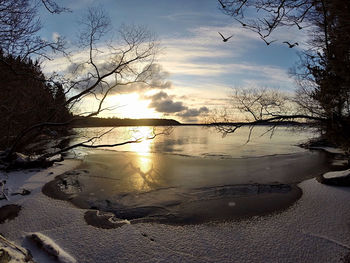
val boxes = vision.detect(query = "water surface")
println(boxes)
[71,126,317,158]
[45,126,330,226]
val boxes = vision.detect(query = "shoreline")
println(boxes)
[1,149,350,262]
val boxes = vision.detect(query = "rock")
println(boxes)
[28,233,76,263]
[0,234,35,263]
[317,169,350,186]
[0,248,11,262]
[47,154,62,162]
[14,153,29,163]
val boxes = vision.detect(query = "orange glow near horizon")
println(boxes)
[103,93,162,119]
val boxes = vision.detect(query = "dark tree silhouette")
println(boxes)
[0,51,71,152]
[216,0,350,146]
[0,3,166,168]
[0,0,66,59]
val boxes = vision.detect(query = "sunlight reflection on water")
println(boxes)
[71,126,317,159]
[69,125,322,193]
[63,126,329,218]
[128,127,153,156]
[127,127,157,190]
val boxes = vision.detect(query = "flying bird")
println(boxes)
[218,32,233,42]
[283,41,299,48]
[218,0,226,9]
[261,37,277,46]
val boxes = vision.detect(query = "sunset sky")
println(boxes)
[40,0,307,123]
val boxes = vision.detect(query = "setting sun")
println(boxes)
[105,93,162,119]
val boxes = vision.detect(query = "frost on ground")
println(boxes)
[1,160,350,262]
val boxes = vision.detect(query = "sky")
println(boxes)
[39,0,308,123]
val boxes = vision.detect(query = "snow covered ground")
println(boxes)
[1,159,350,263]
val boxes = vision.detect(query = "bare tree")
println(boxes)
[220,0,321,41]
[216,0,350,146]
[39,0,70,14]
[1,6,166,167]
[211,87,324,139]
[0,0,66,60]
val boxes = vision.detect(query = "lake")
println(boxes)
[71,125,317,158]
[44,126,330,226]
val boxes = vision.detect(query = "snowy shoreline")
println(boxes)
[1,156,350,262]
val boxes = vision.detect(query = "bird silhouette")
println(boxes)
[218,32,233,42]
[261,37,277,46]
[283,41,299,48]
[218,0,226,8]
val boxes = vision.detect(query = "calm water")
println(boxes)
[72,126,317,158]
[68,126,328,193]
[48,125,330,225]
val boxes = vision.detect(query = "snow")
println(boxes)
[332,159,349,167]
[1,161,350,262]
[311,146,346,154]
[323,169,350,179]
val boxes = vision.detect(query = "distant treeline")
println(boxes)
[71,117,307,128]
[207,121,308,127]
[71,117,181,127]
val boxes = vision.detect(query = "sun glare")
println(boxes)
[128,127,157,190]
[105,93,161,119]
[129,127,154,156]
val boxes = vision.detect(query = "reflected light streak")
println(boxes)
[128,127,158,190]
[129,127,154,156]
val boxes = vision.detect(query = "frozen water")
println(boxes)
[1,161,350,262]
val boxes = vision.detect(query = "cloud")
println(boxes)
[136,64,172,89]
[148,91,169,100]
[41,21,305,123]
[52,32,61,42]
[158,24,296,91]
[161,12,223,24]
[147,92,187,113]
[146,91,210,123]
[177,106,209,117]
[151,99,187,113]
